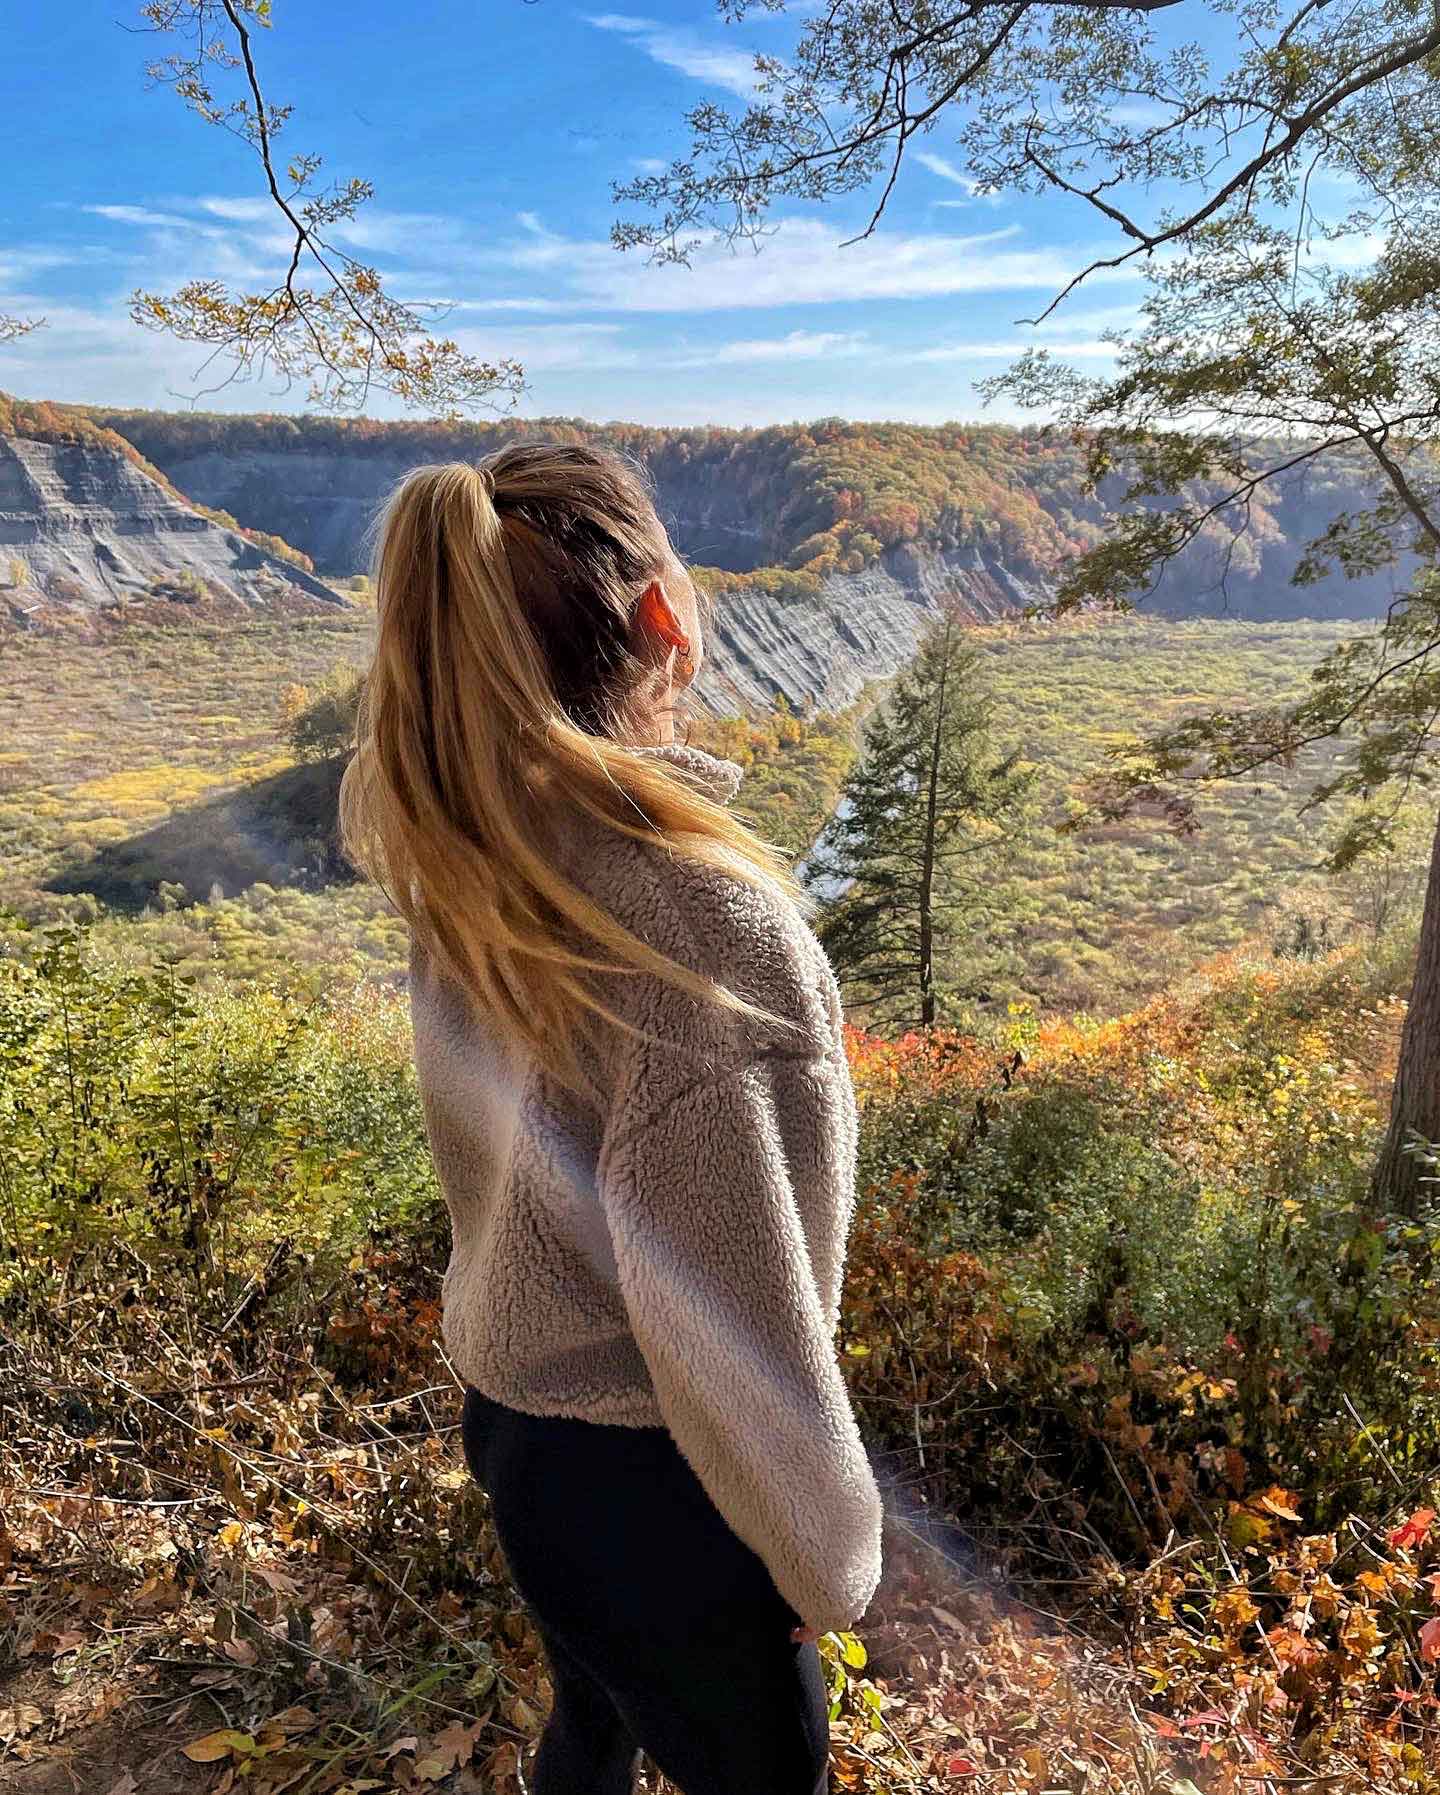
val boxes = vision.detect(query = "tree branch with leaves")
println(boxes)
[621,0,1440,1209]
[127,0,522,417]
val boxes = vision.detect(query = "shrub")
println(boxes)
[0,930,437,1324]
[840,947,1440,1553]
[282,665,365,763]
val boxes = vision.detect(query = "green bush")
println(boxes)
[0,930,437,1324]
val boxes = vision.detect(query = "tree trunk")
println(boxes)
[1373,802,1440,1215]
[917,618,951,1029]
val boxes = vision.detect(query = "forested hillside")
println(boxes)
[89,406,1412,622]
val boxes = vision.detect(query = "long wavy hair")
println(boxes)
[339,443,811,1094]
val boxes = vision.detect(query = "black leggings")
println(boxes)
[460,1388,831,1795]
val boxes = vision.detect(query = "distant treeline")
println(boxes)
[80,406,1409,618]
[10,397,1410,617]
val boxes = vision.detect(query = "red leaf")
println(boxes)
[1419,1616,1440,1664]
[946,1755,980,1776]
[1388,1507,1435,1550]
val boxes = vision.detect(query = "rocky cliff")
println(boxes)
[0,406,344,629]
[51,404,1421,711]
[695,541,1033,713]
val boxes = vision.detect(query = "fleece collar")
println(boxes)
[633,740,746,806]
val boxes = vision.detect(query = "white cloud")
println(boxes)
[194,197,273,224]
[915,151,1003,207]
[632,157,668,175]
[75,196,293,281]
[908,338,1116,363]
[587,14,763,99]
[915,152,973,191]
[453,321,637,373]
[84,204,194,229]
[705,329,867,364]
[0,299,295,410]
[494,214,1117,312]
[407,295,585,315]
[449,323,870,374]
[1302,228,1386,271]
[1107,100,1174,131]
[1032,301,1140,337]
[0,246,89,292]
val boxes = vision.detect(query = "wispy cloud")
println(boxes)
[193,197,272,225]
[452,321,636,372]
[0,246,90,292]
[447,324,870,374]
[84,204,193,229]
[915,150,1003,207]
[705,329,867,364]
[587,14,763,99]
[76,196,293,282]
[494,214,1118,312]
[908,338,1117,363]
[915,152,973,190]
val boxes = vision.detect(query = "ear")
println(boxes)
[634,579,690,651]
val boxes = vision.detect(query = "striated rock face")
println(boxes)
[128,443,1039,710]
[128,446,421,580]
[80,407,1420,713]
[694,543,1034,713]
[0,435,344,625]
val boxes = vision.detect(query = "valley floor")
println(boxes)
[2,612,1415,1016]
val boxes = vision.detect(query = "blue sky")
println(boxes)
[0,2,1144,426]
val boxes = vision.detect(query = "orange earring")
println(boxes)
[636,584,690,657]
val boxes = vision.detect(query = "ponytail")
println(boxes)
[338,448,810,1095]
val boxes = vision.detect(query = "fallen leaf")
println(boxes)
[1420,1615,1440,1663]
[181,1729,255,1763]
[271,1705,320,1734]
[0,1706,43,1742]
[429,1720,484,1772]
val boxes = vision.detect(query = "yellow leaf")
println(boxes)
[182,1730,254,1763]
[1339,1607,1385,1657]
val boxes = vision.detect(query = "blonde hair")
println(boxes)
[339,443,812,1094]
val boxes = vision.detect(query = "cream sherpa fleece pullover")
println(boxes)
[409,739,884,1634]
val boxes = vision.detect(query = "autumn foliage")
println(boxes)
[2,930,1438,1789]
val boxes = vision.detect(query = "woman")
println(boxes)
[340,444,884,1795]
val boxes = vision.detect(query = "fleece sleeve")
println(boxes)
[595,1045,885,1635]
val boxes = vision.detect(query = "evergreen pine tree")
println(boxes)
[806,605,1033,1030]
